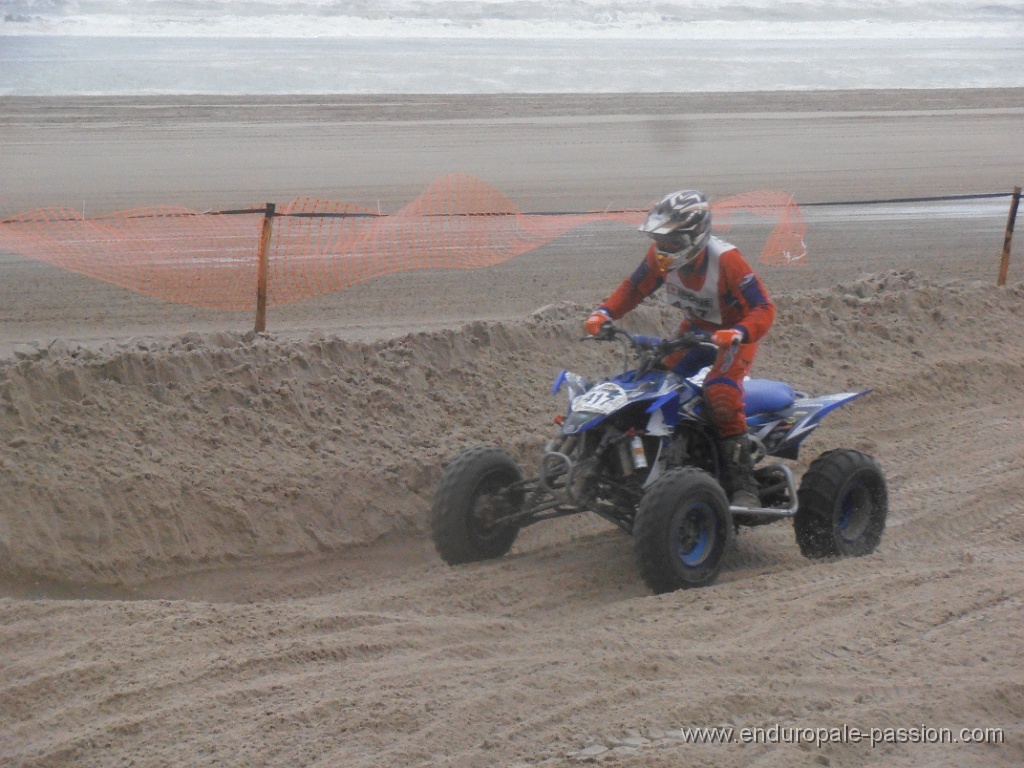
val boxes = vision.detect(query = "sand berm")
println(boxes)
[0,269,1014,587]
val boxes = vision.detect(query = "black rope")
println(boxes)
[209,207,268,216]
[800,192,1011,207]
[202,192,1012,218]
[263,209,646,219]
[3,192,1014,224]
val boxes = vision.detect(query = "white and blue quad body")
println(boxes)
[431,326,888,594]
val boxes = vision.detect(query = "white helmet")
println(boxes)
[639,190,712,271]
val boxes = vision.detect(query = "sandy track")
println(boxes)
[2,273,1024,767]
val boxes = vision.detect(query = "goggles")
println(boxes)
[653,234,701,272]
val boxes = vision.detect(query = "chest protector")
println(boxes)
[662,237,730,324]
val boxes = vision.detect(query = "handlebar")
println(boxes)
[581,322,723,377]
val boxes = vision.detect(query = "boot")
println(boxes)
[719,435,760,509]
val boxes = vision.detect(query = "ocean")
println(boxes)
[1,0,1022,95]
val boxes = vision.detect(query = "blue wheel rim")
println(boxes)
[674,503,716,567]
[838,494,854,532]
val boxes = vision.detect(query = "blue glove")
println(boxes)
[632,335,663,349]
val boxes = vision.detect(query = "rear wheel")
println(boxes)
[430,446,525,565]
[633,468,733,594]
[795,449,887,558]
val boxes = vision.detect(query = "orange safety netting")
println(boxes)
[0,174,806,310]
[0,205,263,309]
[711,190,808,266]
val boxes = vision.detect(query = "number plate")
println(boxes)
[572,383,629,415]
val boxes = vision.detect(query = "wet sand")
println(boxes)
[1,89,1022,354]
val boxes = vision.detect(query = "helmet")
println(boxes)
[639,190,712,271]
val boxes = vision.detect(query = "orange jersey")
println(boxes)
[600,237,775,343]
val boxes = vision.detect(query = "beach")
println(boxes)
[2,89,1022,351]
[1,89,1023,766]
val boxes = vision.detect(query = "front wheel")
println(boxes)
[430,446,525,565]
[794,449,887,559]
[633,468,734,594]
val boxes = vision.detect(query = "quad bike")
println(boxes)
[430,325,887,594]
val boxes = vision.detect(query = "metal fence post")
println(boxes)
[997,187,1021,287]
[255,202,276,332]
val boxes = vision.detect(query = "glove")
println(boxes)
[632,335,663,349]
[711,328,745,347]
[585,309,612,336]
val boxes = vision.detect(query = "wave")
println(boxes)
[3,0,1022,38]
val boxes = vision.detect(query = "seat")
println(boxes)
[744,379,797,419]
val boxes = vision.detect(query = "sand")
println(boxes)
[1,90,1023,767]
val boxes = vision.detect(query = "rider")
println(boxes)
[584,190,776,508]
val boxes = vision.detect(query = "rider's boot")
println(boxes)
[720,434,760,509]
